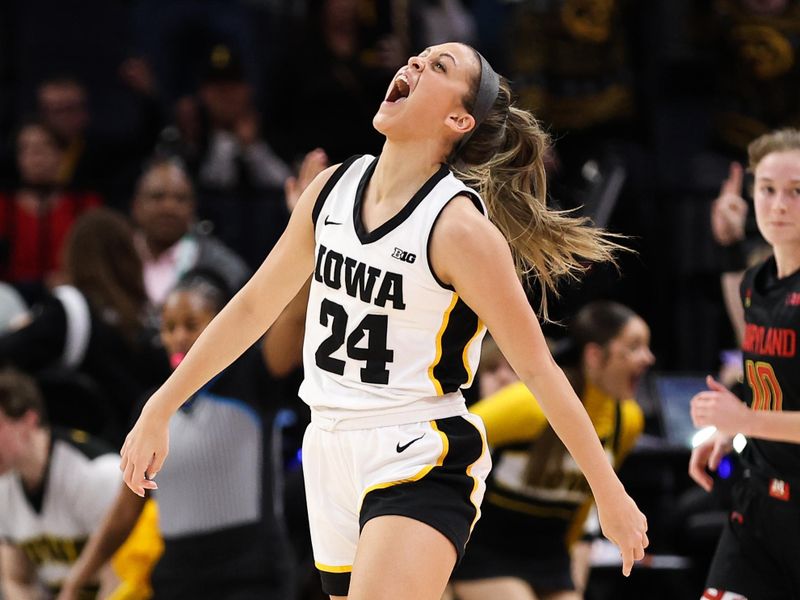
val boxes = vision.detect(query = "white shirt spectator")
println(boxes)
[0,429,119,594]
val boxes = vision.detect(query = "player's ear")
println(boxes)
[446,111,475,136]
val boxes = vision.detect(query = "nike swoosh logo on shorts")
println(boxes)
[396,434,425,453]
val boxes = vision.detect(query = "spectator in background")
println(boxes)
[36,65,165,210]
[131,156,250,306]
[451,301,654,600]
[0,368,137,599]
[36,77,90,186]
[0,208,168,447]
[170,43,290,198]
[59,270,307,600]
[161,43,299,265]
[0,120,102,303]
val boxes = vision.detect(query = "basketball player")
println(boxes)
[119,43,648,600]
[689,128,800,600]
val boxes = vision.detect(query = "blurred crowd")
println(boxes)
[0,0,797,598]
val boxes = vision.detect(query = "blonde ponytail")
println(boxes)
[451,73,627,320]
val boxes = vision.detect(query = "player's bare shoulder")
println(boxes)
[430,193,510,288]
[432,195,507,255]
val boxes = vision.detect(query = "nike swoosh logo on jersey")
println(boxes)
[324,215,342,226]
[396,434,425,453]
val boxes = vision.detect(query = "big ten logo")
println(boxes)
[392,247,416,263]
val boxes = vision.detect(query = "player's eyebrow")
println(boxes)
[438,52,457,66]
[756,176,800,183]
[421,47,458,67]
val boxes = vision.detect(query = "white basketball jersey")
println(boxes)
[0,431,119,590]
[299,155,488,419]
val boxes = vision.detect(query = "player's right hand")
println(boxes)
[119,404,170,497]
[688,432,733,492]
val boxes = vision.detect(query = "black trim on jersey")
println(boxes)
[353,157,450,244]
[427,192,486,291]
[56,427,115,460]
[311,155,362,228]
[433,297,480,393]
[23,430,56,514]
[23,429,114,514]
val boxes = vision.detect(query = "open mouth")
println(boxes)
[386,74,411,103]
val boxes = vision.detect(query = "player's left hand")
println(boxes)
[691,375,750,436]
[596,488,649,577]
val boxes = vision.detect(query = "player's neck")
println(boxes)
[17,428,50,493]
[371,140,446,206]
[773,243,800,279]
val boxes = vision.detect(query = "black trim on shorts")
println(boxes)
[319,570,351,597]
[432,299,481,394]
[358,415,485,564]
[311,155,362,228]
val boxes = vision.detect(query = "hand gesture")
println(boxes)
[285,148,328,213]
[596,489,649,576]
[691,375,750,436]
[688,431,734,492]
[234,111,261,147]
[711,162,748,246]
[119,406,169,497]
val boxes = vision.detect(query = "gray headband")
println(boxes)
[453,52,500,157]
